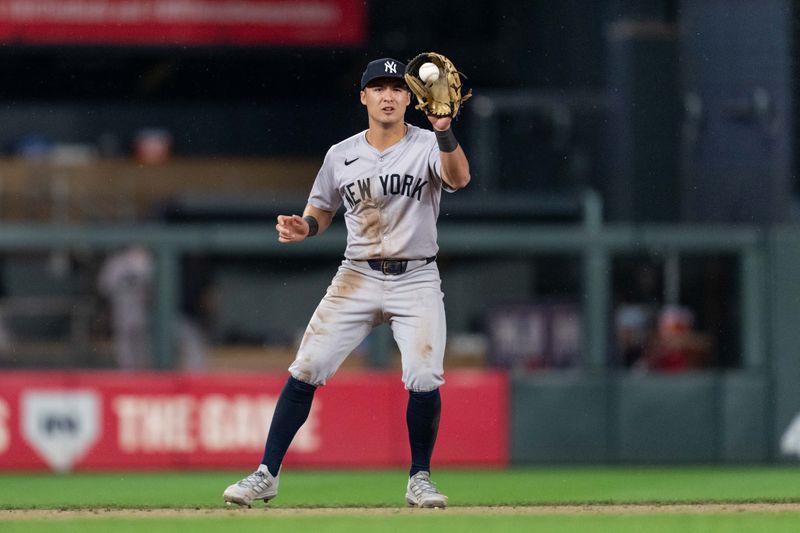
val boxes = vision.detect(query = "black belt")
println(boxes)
[363,256,436,275]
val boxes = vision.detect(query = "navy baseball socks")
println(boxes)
[405,388,448,507]
[406,388,441,478]
[261,375,317,477]
[259,380,439,478]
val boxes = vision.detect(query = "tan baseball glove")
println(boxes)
[404,52,472,118]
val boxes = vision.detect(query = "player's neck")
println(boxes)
[366,121,408,152]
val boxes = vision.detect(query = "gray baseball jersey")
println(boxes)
[308,124,453,260]
[289,123,459,392]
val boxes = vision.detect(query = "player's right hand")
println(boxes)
[276,215,309,243]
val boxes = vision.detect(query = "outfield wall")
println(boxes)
[511,371,770,464]
[0,368,796,471]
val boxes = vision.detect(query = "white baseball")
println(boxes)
[419,62,440,84]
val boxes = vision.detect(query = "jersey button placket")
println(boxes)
[376,158,384,257]
[378,156,389,249]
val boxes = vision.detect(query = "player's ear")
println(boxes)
[401,85,411,106]
[360,90,367,106]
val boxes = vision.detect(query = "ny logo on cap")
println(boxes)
[384,61,397,74]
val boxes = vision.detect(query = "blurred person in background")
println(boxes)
[98,246,210,371]
[98,246,153,370]
[637,304,714,372]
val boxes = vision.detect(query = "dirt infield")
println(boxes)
[4,503,800,519]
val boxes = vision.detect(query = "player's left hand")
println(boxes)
[428,115,452,132]
[276,214,309,243]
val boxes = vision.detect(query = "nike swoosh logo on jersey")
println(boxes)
[344,158,359,166]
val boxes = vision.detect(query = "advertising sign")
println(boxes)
[0,370,508,471]
[0,0,365,46]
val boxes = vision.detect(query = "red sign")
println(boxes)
[0,370,508,471]
[0,0,365,46]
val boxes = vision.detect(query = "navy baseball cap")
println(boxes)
[360,58,406,89]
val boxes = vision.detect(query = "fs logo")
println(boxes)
[384,60,397,74]
[22,391,100,472]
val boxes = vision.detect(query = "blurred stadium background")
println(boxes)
[1,0,800,473]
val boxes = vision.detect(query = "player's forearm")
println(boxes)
[440,146,471,190]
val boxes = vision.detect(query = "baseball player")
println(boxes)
[223,56,471,508]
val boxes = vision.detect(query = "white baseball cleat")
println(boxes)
[223,465,279,507]
[406,471,448,508]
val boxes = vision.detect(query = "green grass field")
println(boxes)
[2,467,800,532]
